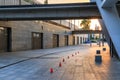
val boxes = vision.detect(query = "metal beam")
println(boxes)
[96,0,120,58]
[72,30,102,34]
[0,2,101,21]
[0,2,120,21]
[102,0,118,8]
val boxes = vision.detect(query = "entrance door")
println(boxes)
[80,37,82,44]
[73,36,75,45]
[0,27,11,52]
[65,35,68,46]
[53,34,59,48]
[77,37,79,45]
[32,32,43,49]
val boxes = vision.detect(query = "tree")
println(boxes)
[80,19,91,30]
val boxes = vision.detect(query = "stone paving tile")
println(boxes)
[0,44,120,80]
[0,46,80,68]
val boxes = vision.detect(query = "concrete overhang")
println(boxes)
[72,30,102,34]
[0,2,120,21]
[0,2,101,21]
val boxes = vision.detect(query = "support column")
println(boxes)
[99,34,101,47]
[102,34,104,46]
[110,38,113,57]
[96,0,120,58]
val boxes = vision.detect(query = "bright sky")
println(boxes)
[74,19,101,30]
[90,19,101,30]
[36,0,90,4]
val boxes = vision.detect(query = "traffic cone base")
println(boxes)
[50,68,53,73]
[59,62,62,67]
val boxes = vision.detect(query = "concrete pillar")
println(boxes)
[102,34,104,46]
[79,36,80,45]
[82,37,83,44]
[110,38,113,57]
[83,37,84,43]
[96,0,120,58]
[99,34,101,47]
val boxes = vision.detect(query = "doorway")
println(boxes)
[65,35,68,46]
[53,34,59,48]
[73,36,75,45]
[77,36,79,45]
[32,32,43,49]
[0,27,11,52]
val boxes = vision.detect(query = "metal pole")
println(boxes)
[99,34,101,47]
[90,35,92,47]
[102,34,104,46]
[69,20,70,27]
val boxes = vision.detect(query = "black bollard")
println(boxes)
[103,48,106,51]
[95,55,102,63]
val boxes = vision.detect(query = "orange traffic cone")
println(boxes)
[50,68,54,73]
[59,62,62,67]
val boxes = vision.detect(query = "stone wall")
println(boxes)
[0,0,78,52]
[0,21,73,51]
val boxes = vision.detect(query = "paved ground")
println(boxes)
[0,43,120,80]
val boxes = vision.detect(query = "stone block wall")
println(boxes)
[0,21,73,51]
